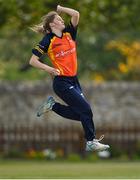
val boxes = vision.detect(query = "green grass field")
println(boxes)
[0,160,140,179]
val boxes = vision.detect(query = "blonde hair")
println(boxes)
[30,11,58,35]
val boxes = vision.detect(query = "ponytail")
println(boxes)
[30,11,58,35]
[30,24,48,35]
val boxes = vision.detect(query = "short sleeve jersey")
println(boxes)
[32,22,78,76]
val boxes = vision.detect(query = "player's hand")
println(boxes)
[48,67,60,76]
[57,5,62,14]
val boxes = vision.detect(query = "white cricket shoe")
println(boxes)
[36,96,55,117]
[86,135,110,152]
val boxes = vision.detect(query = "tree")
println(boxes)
[0,0,140,80]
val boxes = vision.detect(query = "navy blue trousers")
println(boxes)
[52,76,95,141]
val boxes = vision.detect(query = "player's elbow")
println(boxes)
[29,55,38,66]
[74,11,80,18]
[29,57,33,66]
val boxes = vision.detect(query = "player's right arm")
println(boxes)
[29,55,60,76]
[29,54,59,76]
[30,35,60,76]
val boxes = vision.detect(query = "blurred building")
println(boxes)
[0,81,140,156]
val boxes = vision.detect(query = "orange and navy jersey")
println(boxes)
[32,22,78,76]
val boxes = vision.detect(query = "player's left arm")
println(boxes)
[57,5,80,27]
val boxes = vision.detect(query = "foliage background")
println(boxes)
[0,0,140,81]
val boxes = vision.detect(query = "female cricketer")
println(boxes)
[29,5,110,151]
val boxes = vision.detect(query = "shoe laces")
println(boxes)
[94,134,104,142]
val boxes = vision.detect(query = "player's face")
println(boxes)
[52,15,65,31]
